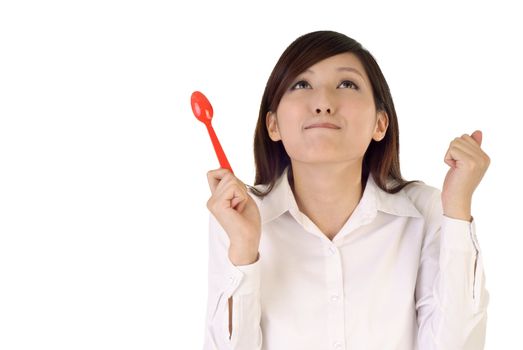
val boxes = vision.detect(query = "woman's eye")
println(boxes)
[338,80,358,89]
[291,80,310,90]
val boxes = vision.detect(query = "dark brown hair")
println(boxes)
[251,30,418,196]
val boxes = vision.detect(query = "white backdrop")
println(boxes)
[1,0,521,349]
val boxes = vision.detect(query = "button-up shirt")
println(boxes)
[203,167,489,350]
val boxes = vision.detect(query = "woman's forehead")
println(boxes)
[302,53,367,78]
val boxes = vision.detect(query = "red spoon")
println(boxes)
[191,91,233,173]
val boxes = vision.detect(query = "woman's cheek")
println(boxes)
[280,137,303,160]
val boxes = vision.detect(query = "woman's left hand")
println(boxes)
[441,130,491,221]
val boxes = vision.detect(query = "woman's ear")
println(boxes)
[266,111,281,141]
[373,111,389,141]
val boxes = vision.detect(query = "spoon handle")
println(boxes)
[205,123,233,173]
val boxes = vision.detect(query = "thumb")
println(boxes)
[471,130,482,146]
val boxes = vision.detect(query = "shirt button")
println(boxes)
[331,294,339,302]
[333,341,342,349]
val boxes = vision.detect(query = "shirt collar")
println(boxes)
[254,166,422,225]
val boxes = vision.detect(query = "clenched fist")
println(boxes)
[442,130,490,221]
[207,168,261,265]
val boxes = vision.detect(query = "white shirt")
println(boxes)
[203,167,489,350]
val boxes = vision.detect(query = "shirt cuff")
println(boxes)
[441,215,479,253]
[224,255,261,297]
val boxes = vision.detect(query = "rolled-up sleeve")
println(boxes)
[415,192,489,350]
[203,213,263,350]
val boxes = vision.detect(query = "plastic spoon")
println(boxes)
[191,91,233,173]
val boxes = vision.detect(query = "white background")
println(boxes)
[1,0,521,349]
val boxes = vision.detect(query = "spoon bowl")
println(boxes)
[191,91,214,124]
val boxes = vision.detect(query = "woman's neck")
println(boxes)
[289,161,365,238]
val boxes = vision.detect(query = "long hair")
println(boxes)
[252,30,418,196]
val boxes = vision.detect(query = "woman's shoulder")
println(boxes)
[246,183,269,206]
[401,179,440,199]
[394,179,442,217]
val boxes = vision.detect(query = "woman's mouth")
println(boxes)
[304,123,341,130]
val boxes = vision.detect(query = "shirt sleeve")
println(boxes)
[202,213,263,350]
[415,191,490,350]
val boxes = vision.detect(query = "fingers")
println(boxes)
[207,168,233,193]
[444,149,456,168]
[214,176,248,207]
[471,130,482,146]
[452,137,478,157]
[231,195,247,212]
[445,145,473,167]
[444,133,490,169]
[206,168,249,213]
[459,132,483,149]
[445,137,471,167]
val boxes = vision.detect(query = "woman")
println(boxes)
[203,31,490,350]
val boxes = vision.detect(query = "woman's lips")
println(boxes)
[304,123,341,129]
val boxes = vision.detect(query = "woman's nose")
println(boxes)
[313,87,334,115]
[315,107,331,114]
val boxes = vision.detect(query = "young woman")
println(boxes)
[203,31,490,350]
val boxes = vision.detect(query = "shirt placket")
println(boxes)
[324,242,346,350]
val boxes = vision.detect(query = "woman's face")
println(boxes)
[266,53,388,165]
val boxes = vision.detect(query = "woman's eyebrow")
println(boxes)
[336,67,364,78]
[305,66,364,78]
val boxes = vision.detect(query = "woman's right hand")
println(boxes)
[206,168,261,265]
